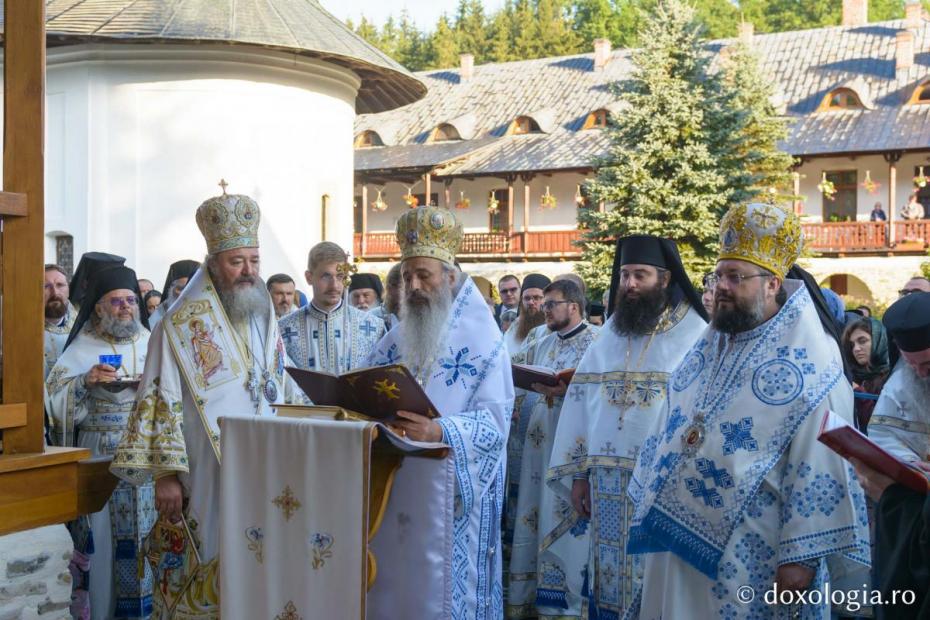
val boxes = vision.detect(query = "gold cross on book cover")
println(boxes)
[285,364,440,422]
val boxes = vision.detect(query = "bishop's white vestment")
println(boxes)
[869,360,930,463]
[625,282,871,619]
[279,301,384,374]
[546,302,705,619]
[111,267,288,619]
[366,276,514,620]
[46,325,153,619]
[507,322,599,619]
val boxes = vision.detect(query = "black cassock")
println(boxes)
[875,484,930,619]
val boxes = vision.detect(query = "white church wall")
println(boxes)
[40,44,360,284]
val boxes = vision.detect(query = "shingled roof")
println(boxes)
[356,16,930,175]
[0,0,426,113]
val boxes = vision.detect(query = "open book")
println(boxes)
[286,364,440,422]
[512,363,575,391]
[817,409,929,495]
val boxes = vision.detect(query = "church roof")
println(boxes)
[0,0,426,113]
[356,17,930,175]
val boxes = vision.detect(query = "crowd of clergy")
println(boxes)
[41,188,930,620]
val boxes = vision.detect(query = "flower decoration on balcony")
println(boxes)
[574,184,586,207]
[402,187,419,208]
[915,166,928,189]
[540,186,557,210]
[455,191,471,210]
[487,192,500,215]
[817,173,836,201]
[861,170,880,195]
[370,189,388,212]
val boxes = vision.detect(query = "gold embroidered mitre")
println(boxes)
[718,202,802,278]
[395,205,463,266]
[196,193,261,254]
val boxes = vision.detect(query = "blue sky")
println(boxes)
[321,0,506,29]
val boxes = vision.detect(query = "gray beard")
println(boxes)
[397,282,454,372]
[218,280,271,325]
[99,312,141,340]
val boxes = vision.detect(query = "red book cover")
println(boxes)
[512,364,575,390]
[817,409,929,495]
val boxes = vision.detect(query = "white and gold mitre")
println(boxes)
[195,187,261,254]
[395,205,463,266]
[718,202,802,278]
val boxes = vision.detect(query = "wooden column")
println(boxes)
[360,184,368,257]
[506,175,516,252]
[2,0,46,454]
[424,172,432,205]
[521,173,534,255]
[444,179,452,209]
[884,151,902,246]
[792,172,801,215]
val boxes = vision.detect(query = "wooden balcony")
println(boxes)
[801,221,930,253]
[354,229,583,261]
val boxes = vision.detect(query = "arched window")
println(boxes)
[430,123,461,142]
[819,88,864,111]
[508,116,542,135]
[354,130,384,148]
[908,82,930,104]
[582,109,608,130]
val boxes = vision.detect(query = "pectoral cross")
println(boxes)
[360,321,377,337]
[218,178,229,195]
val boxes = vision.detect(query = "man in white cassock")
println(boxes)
[46,265,153,619]
[279,241,384,375]
[506,278,599,619]
[111,189,288,619]
[545,235,707,619]
[44,264,77,379]
[625,204,871,619]
[868,292,930,465]
[366,205,514,620]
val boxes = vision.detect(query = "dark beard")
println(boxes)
[45,298,67,320]
[611,285,668,336]
[516,307,545,340]
[712,289,765,335]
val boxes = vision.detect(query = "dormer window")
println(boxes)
[819,88,864,111]
[908,82,930,104]
[430,123,461,142]
[509,116,541,135]
[354,130,384,148]
[582,109,609,130]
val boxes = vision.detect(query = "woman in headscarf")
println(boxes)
[842,316,891,430]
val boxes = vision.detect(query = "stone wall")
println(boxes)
[803,255,929,307]
[0,525,73,620]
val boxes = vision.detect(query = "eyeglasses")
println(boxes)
[899,288,927,297]
[542,300,572,311]
[107,296,138,307]
[523,295,544,303]
[500,287,519,295]
[705,272,771,289]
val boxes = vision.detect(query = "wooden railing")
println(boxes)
[894,221,930,245]
[801,221,888,252]
[354,229,583,259]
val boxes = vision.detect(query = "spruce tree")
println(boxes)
[575,0,755,294]
[487,2,516,63]
[427,14,461,69]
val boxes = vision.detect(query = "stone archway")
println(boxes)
[802,256,928,305]
[818,273,874,305]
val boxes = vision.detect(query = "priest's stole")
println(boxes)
[220,416,371,619]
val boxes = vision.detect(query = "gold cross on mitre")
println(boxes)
[336,257,359,287]
[218,178,229,195]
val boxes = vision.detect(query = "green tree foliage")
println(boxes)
[575,0,793,294]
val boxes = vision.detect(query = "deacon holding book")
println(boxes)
[46,265,152,619]
[869,292,930,465]
[506,278,599,619]
[625,204,870,619]
[112,187,288,618]
[279,241,384,374]
[545,234,706,618]
[366,205,515,620]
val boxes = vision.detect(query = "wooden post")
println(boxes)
[2,0,46,454]
[506,175,516,252]
[444,179,452,209]
[424,172,432,205]
[521,173,534,255]
[321,194,329,241]
[792,172,801,215]
[884,151,902,246]
[360,184,368,257]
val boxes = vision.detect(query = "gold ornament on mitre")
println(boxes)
[395,205,463,266]
[718,202,802,278]
[195,180,261,254]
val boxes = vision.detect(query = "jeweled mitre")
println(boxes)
[718,202,802,278]
[395,205,463,266]
[196,192,261,254]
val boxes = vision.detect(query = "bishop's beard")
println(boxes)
[217,276,271,326]
[515,306,545,341]
[97,309,141,340]
[398,282,454,372]
[611,285,668,336]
